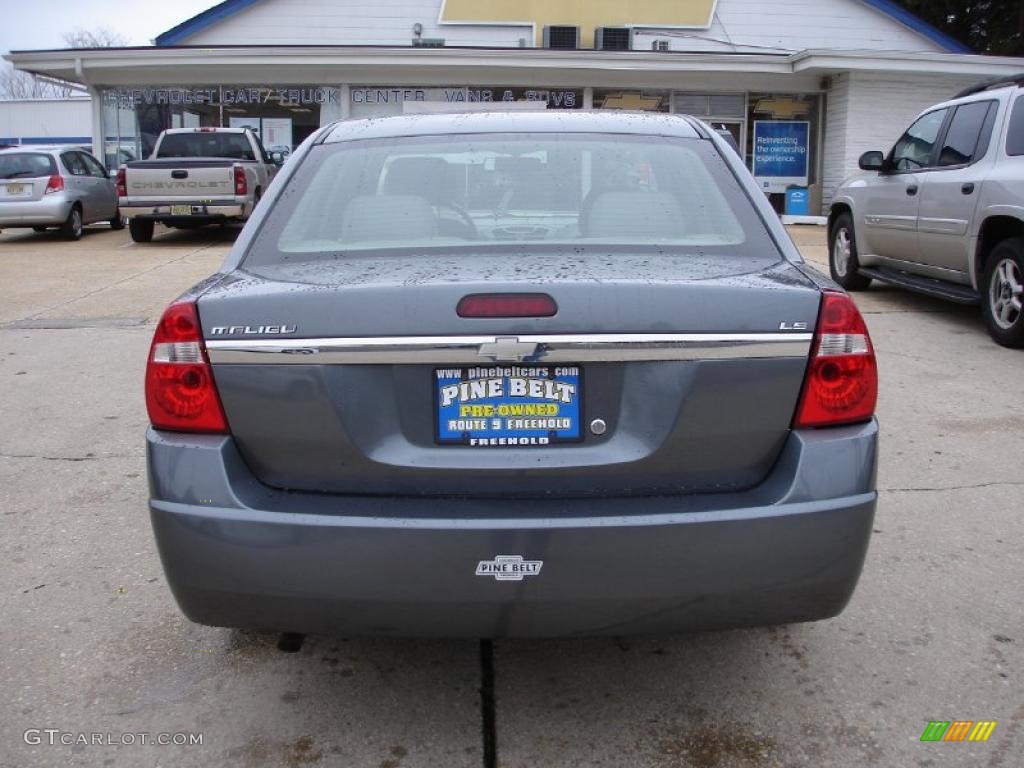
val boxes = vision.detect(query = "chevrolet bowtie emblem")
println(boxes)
[477,336,539,363]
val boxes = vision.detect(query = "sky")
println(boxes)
[0,0,221,53]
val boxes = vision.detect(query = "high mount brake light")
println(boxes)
[145,301,228,433]
[793,290,877,429]
[457,293,558,318]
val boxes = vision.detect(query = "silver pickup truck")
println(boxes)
[117,127,281,243]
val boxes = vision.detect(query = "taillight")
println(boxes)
[44,174,64,195]
[793,290,877,429]
[457,293,558,318]
[145,300,227,433]
[233,166,247,196]
[116,168,126,197]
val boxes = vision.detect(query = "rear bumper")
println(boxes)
[0,195,71,226]
[121,200,248,222]
[147,420,878,637]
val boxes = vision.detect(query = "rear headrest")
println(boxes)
[582,191,685,239]
[382,157,450,203]
[340,195,437,243]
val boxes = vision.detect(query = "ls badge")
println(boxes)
[475,555,543,581]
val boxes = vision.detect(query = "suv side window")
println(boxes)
[1007,95,1024,156]
[891,108,949,171]
[938,101,996,167]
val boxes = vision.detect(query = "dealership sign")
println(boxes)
[102,87,339,108]
[752,120,810,193]
[350,87,578,109]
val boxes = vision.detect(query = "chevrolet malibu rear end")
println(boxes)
[146,112,878,638]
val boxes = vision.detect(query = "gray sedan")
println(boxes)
[145,111,879,638]
[0,147,123,239]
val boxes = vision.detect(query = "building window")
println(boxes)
[674,92,745,118]
[674,91,748,162]
[747,93,822,211]
[99,86,338,168]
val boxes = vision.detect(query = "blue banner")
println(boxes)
[753,121,810,192]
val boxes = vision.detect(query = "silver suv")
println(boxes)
[829,74,1024,347]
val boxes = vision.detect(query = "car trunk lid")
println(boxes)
[200,251,820,497]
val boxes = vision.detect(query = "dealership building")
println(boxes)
[6,0,1021,214]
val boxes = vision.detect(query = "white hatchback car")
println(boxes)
[829,74,1024,347]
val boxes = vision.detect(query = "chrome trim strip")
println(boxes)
[206,333,813,364]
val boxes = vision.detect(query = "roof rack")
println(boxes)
[954,73,1024,99]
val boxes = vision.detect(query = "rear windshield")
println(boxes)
[243,133,777,266]
[0,153,57,179]
[156,132,255,161]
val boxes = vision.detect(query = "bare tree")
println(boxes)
[0,63,78,99]
[62,26,129,49]
[0,26,126,99]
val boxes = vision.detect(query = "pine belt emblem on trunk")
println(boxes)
[477,336,539,362]
[476,555,543,581]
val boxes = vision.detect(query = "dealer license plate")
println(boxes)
[170,205,193,215]
[435,365,582,447]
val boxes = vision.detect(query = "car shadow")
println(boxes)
[0,224,116,241]
[149,224,242,245]
[204,624,865,766]
[201,629,482,766]
[486,624,881,765]
[852,281,993,343]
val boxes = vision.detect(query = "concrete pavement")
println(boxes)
[0,223,1020,767]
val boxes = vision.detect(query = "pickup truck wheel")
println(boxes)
[110,210,126,230]
[829,213,872,290]
[60,206,83,241]
[129,218,155,243]
[982,238,1024,348]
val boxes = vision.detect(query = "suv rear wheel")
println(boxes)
[829,213,872,290]
[982,238,1024,348]
[129,218,154,243]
